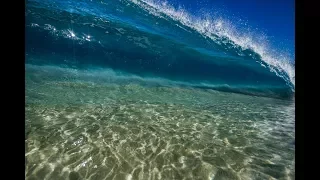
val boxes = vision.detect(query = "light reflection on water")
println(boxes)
[25,65,294,180]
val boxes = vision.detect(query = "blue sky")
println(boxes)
[166,0,295,61]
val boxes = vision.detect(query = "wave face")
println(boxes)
[25,0,295,99]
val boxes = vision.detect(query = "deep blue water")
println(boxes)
[25,0,295,99]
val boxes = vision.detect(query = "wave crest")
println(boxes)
[129,0,295,89]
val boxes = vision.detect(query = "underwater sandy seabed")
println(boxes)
[25,64,295,180]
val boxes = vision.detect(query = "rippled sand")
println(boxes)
[25,65,295,180]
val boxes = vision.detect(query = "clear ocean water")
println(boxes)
[25,0,295,179]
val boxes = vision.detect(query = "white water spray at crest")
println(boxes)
[129,0,295,90]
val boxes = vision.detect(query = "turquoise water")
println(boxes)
[25,0,295,179]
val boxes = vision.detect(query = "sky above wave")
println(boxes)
[163,0,295,61]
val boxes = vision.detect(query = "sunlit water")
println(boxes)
[25,64,294,180]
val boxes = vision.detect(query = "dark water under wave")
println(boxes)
[25,0,294,99]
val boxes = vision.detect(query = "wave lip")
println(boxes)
[129,0,295,89]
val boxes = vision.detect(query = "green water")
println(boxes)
[25,64,295,180]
